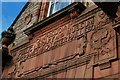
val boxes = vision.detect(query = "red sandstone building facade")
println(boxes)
[1,1,120,79]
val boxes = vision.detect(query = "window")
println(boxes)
[47,0,72,16]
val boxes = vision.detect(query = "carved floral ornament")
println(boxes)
[90,28,111,54]
[90,27,111,50]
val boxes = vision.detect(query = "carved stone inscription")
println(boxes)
[14,10,113,64]
[8,10,117,78]
[15,17,95,63]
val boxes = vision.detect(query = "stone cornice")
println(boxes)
[24,2,86,36]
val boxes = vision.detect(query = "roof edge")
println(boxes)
[11,2,30,27]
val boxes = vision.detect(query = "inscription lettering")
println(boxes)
[13,12,111,64]
[14,17,94,63]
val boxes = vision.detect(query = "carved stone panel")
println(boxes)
[90,26,116,65]
[7,8,117,78]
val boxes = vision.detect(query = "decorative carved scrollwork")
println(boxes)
[90,27,111,50]
[90,27,116,65]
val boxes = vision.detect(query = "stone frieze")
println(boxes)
[8,9,117,78]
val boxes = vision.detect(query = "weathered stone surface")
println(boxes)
[12,2,49,45]
[2,2,120,79]
[13,2,39,45]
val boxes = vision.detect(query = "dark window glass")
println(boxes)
[54,2,70,12]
